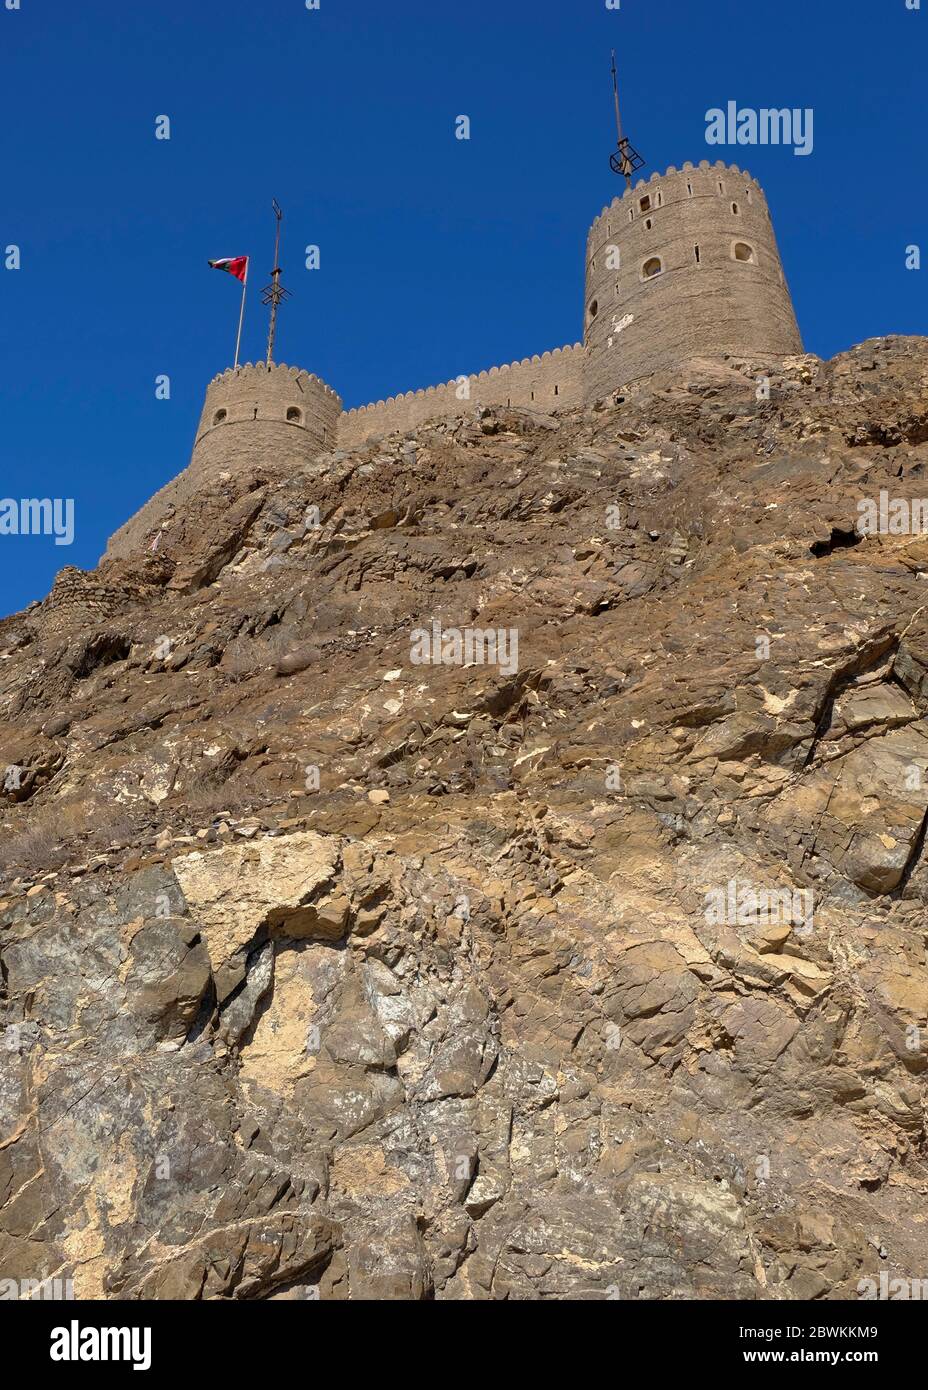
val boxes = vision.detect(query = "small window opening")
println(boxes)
[732,202,739,215]
[645,217,652,230]
[687,181,693,196]
[719,180,725,193]
[213,408,227,425]
[642,256,663,279]
[639,195,651,213]
[655,191,663,207]
[587,299,599,321]
[734,242,756,263]
[554,385,559,396]
[694,245,701,264]
[252,408,258,420]
[286,406,303,423]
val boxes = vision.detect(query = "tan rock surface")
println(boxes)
[2,337,928,1299]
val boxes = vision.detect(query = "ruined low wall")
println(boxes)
[338,344,585,447]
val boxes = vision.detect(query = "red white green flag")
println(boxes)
[208,256,249,367]
[208,256,248,283]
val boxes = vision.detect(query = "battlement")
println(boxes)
[206,361,343,407]
[587,161,768,245]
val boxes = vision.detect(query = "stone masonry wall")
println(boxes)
[338,344,585,447]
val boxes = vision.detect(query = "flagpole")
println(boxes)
[233,261,248,369]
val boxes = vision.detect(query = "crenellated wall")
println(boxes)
[339,344,585,447]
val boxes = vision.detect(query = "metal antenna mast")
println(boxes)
[262,199,292,365]
[609,50,645,187]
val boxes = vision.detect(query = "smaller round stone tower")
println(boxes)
[583,160,803,402]
[104,362,342,560]
[191,362,343,482]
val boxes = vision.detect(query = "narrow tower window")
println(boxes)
[287,406,303,423]
[642,257,663,279]
[732,202,740,215]
[733,241,756,263]
[639,195,652,213]
[645,218,652,230]
[687,182,693,196]
[213,408,227,425]
[587,299,599,322]
[694,245,701,264]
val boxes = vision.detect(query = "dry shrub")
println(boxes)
[0,795,146,879]
[173,773,264,820]
[0,819,68,877]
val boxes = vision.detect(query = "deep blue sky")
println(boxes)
[1,0,924,616]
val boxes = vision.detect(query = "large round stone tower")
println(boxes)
[583,159,803,402]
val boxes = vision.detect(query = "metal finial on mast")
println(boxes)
[609,50,645,188]
[262,199,292,365]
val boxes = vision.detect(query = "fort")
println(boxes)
[105,158,803,560]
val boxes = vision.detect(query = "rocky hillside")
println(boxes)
[2,337,928,1300]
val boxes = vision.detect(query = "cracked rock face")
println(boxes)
[2,337,928,1299]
